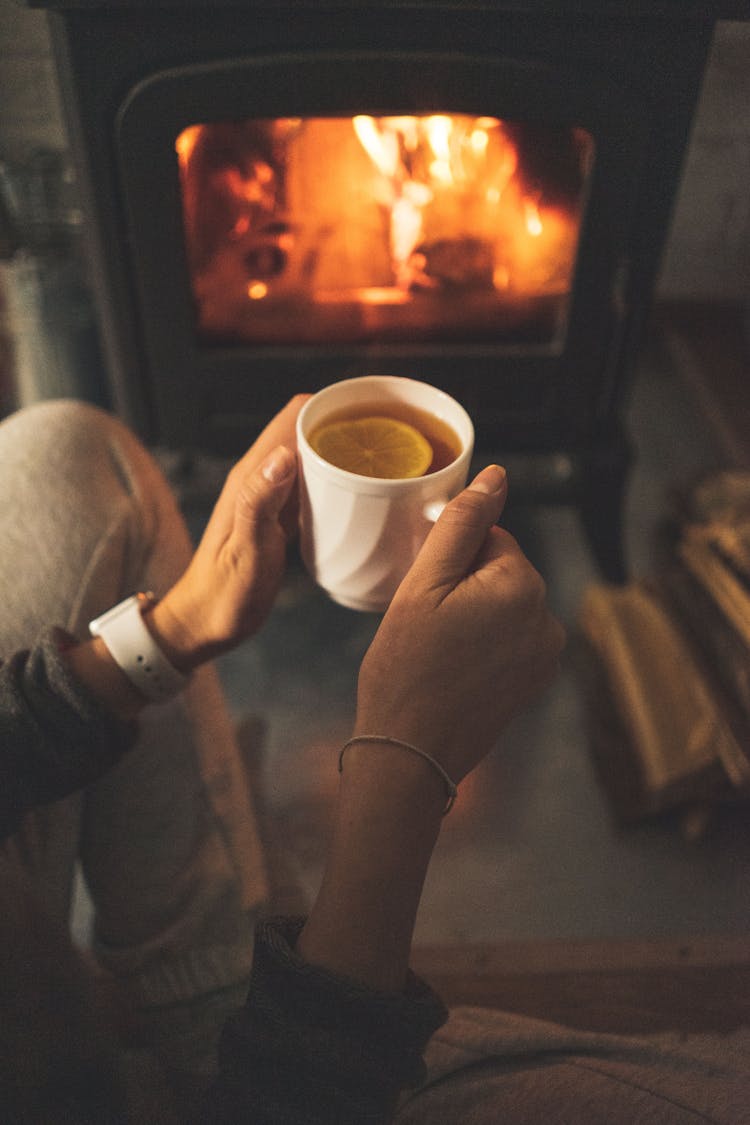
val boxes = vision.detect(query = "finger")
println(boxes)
[227,395,309,498]
[248,394,310,469]
[233,444,298,546]
[405,465,508,593]
[468,463,509,502]
[469,523,524,578]
[203,397,310,545]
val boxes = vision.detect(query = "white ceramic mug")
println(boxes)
[296,375,475,612]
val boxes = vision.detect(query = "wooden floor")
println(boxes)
[413,935,750,1035]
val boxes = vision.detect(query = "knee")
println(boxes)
[1,398,124,463]
[0,398,158,503]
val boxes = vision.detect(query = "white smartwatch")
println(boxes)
[89,593,188,703]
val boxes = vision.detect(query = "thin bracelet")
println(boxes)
[338,735,458,815]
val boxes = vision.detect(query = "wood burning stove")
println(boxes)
[30,0,739,577]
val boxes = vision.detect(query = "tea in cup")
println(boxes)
[296,375,474,611]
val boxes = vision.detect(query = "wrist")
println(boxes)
[143,590,210,674]
[65,637,147,721]
[341,736,456,816]
[141,596,195,673]
[337,738,448,829]
[88,593,191,702]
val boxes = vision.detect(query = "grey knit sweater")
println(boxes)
[0,628,136,839]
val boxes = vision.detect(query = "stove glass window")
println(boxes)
[176,115,594,348]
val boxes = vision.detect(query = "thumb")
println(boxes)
[233,444,297,542]
[406,464,508,592]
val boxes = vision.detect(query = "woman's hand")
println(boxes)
[354,463,566,786]
[147,395,310,671]
[298,465,564,992]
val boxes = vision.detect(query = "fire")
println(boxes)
[352,116,400,178]
[349,113,571,295]
[524,198,544,237]
[470,128,489,155]
[424,115,454,184]
[175,124,201,168]
[175,114,592,345]
[351,113,515,288]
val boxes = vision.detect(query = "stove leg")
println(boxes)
[577,432,632,584]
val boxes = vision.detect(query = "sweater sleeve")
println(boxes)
[0,627,136,840]
[204,916,448,1125]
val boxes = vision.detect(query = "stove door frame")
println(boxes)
[115,50,642,454]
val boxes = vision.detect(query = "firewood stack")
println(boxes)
[578,471,750,837]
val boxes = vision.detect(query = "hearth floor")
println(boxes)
[204,330,750,948]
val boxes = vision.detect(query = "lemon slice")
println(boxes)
[309,415,433,478]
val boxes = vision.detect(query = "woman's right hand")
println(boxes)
[354,464,566,788]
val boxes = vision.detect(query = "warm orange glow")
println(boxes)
[524,198,544,237]
[425,115,454,184]
[493,264,510,290]
[175,125,202,168]
[317,286,411,305]
[352,115,400,178]
[470,128,489,155]
[347,113,575,295]
[176,115,593,345]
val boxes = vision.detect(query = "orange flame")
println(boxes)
[524,198,543,237]
[176,113,591,344]
[352,113,513,288]
[352,115,400,178]
[175,124,202,168]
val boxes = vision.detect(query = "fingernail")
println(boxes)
[468,464,506,495]
[261,445,296,484]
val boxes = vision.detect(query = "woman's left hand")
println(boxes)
[147,394,310,671]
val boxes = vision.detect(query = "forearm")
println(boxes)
[298,739,445,992]
[204,746,449,1122]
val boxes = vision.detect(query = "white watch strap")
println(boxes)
[89,593,188,702]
